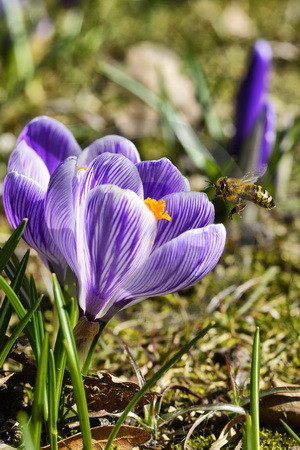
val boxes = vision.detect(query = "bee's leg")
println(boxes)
[229,202,246,220]
[229,205,238,220]
[237,203,246,217]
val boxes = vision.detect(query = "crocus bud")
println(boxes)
[232,39,276,172]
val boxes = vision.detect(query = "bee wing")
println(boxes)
[241,164,267,183]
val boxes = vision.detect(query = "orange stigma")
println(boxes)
[144,198,171,221]
[77,166,87,170]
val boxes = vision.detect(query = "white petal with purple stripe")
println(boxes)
[17,116,81,175]
[8,141,50,188]
[153,191,215,250]
[112,224,226,312]
[45,157,78,272]
[75,185,157,319]
[76,153,144,206]
[136,158,190,199]
[78,135,141,167]
[3,172,67,278]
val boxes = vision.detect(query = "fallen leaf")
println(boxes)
[41,425,150,449]
[66,371,156,414]
[260,380,300,428]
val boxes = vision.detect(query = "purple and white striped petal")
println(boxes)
[17,116,81,175]
[153,191,215,250]
[76,153,144,204]
[78,185,157,320]
[3,172,67,278]
[136,158,190,200]
[112,224,226,312]
[8,141,50,188]
[45,157,77,273]
[77,135,141,167]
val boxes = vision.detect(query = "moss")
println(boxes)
[171,434,214,449]
[260,428,297,449]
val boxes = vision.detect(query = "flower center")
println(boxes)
[77,167,87,170]
[144,198,171,221]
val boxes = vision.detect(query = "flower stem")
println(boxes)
[80,320,107,375]
[73,316,100,370]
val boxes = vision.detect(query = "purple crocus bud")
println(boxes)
[232,39,276,172]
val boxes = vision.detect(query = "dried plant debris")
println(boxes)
[41,425,150,449]
[66,371,157,414]
[260,380,300,428]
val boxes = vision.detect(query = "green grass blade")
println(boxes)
[100,62,219,178]
[0,295,43,368]
[48,349,58,450]
[52,275,92,450]
[29,276,44,361]
[0,273,37,352]
[0,299,13,346]
[241,386,300,407]
[0,276,28,319]
[104,322,215,449]
[54,339,67,414]
[250,327,261,450]
[1,249,30,313]
[0,219,27,273]
[6,249,30,295]
[4,259,31,308]
[185,52,223,142]
[17,411,35,450]
[0,250,30,345]
[53,296,77,411]
[243,414,253,450]
[280,419,300,444]
[31,333,49,449]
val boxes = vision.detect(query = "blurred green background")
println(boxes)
[0,0,299,152]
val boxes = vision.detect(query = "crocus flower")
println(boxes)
[4,116,226,323]
[3,116,81,280]
[232,39,276,172]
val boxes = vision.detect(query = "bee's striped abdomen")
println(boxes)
[254,185,275,209]
[243,184,275,209]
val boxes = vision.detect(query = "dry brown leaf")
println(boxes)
[260,380,300,428]
[41,425,150,449]
[66,371,156,414]
[85,372,156,413]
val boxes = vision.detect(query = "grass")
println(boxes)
[0,187,298,447]
[0,208,299,448]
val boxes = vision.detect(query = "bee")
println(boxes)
[209,166,275,219]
